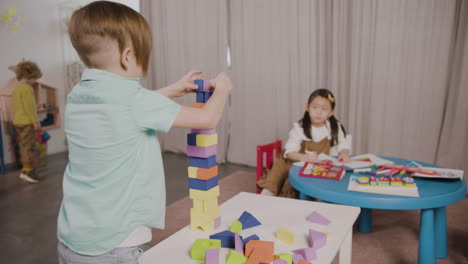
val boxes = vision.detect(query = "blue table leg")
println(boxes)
[299,192,309,200]
[434,207,447,259]
[419,208,435,264]
[358,208,372,233]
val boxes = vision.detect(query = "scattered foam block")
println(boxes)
[210,230,238,248]
[215,216,221,229]
[234,233,244,254]
[226,249,247,264]
[242,234,260,245]
[274,253,293,264]
[292,248,317,262]
[306,211,331,225]
[238,211,262,230]
[298,260,312,264]
[190,239,221,260]
[309,229,327,249]
[276,226,294,245]
[192,128,216,135]
[205,248,219,264]
[230,220,243,235]
[189,186,220,200]
[292,254,303,264]
[188,165,218,180]
[189,155,217,168]
[189,176,219,191]
[187,145,217,158]
[196,133,218,147]
[245,240,275,263]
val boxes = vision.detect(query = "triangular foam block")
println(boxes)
[238,211,261,230]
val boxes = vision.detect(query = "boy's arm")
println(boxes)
[172,72,232,129]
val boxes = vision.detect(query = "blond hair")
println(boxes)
[68,1,152,74]
[14,61,42,80]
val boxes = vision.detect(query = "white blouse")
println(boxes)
[284,121,351,157]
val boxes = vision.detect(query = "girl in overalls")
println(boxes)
[257,89,351,198]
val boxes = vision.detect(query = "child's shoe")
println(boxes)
[19,169,40,183]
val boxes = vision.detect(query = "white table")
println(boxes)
[139,192,360,264]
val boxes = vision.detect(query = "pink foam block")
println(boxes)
[204,248,219,264]
[292,248,317,262]
[309,229,327,249]
[234,233,244,254]
[191,128,216,135]
[187,145,217,158]
[306,211,331,225]
[214,216,221,229]
[273,259,288,264]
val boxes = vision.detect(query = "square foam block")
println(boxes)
[189,186,220,200]
[205,248,219,264]
[187,133,197,146]
[187,165,218,180]
[196,91,206,103]
[193,102,205,108]
[204,92,212,101]
[189,155,217,168]
[196,133,218,147]
[189,176,219,191]
[187,145,217,158]
[194,79,213,92]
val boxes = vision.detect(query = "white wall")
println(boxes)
[0,0,139,165]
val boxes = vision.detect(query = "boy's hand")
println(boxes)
[212,72,232,94]
[159,70,202,98]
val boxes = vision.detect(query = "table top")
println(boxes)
[289,157,466,210]
[139,192,360,264]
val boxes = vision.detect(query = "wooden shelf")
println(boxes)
[32,82,61,130]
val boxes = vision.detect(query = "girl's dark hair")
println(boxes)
[299,89,346,146]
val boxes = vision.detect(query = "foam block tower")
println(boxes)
[189,79,221,232]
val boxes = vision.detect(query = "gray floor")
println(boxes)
[0,151,254,264]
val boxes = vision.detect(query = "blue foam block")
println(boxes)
[204,92,212,101]
[187,133,197,146]
[189,176,219,191]
[209,230,241,248]
[241,234,260,245]
[238,211,262,230]
[189,155,217,168]
[194,79,204,92]
[196,91,205,103]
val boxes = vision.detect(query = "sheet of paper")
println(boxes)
[414,167,464,180]
[347,178,419,197]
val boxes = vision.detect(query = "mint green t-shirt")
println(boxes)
[57,69,180,255]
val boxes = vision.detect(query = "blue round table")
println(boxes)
[289,157,466,264]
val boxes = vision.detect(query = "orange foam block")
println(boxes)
[298,260,312,264]
[193,102,205,108]
[245,240,275,264]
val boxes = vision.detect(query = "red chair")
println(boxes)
[256,140,282,194]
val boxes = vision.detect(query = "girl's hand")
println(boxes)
[338,152,352,163]
[159,70,203,98]
[302,151,318,163]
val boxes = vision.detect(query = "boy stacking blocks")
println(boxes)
[189,80,221,232]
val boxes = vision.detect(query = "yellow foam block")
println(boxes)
[191,198,220,216]
[193,199,204,211]
[190,208,218,232]
[229,220,242,235]
[189,186,220,200]
[188,166,198,178]
[276,226,294,245]
[196,133,218,147]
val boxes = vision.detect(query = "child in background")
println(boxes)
[57,1,232,263]
[12,60,42,183]
[257,89,351,198]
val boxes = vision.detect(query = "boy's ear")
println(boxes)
[120,47,132,71]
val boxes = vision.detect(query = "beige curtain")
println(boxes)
[228,0,463,167]
[141,0,229,162]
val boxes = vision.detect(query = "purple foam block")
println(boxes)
[191,128,216,135]
[234,233,244,254]
[292,254,303,264]
[292,248,317,262]
[309,229,327,249]
[187,145,217,158]
[306,211,331,225]
[214,216,221,229]
[205,248,219,264]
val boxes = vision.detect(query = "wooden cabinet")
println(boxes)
[32,82,60,130]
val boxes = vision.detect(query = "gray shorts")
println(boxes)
[57,241,142,264]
